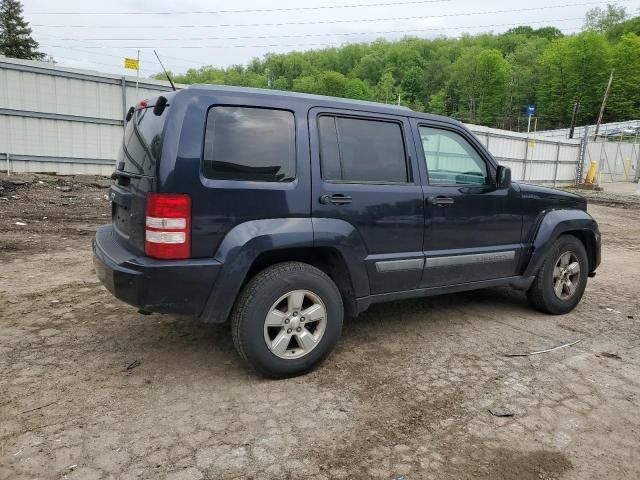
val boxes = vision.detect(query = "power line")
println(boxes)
[42,42,338,51]
[31,1,624,30]
[36,32,203,68]
[37,18,584,46]
[29,0,451,15]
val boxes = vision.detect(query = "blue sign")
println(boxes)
[527,104,536,116]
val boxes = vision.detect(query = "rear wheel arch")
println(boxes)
[243,247,358,320]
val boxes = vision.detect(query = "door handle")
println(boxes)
[319,194,353,205]
[427,196,455,206]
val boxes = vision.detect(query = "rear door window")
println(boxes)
[318,115,408,183]
[203,106,295,182]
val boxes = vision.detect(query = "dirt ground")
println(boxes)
[1,176,639,480]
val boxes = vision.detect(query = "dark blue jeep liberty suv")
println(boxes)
[94,85,601,378]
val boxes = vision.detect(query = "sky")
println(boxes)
[20,0,635,78]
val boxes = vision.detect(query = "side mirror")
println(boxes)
[496,165,511,189]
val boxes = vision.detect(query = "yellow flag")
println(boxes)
[124,58,139,70]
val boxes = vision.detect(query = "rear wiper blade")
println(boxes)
[111,169,144,180]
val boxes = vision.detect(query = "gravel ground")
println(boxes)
[1,176,639,480]
[562,184,640,209]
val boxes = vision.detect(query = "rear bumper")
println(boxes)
[93,225,222,316]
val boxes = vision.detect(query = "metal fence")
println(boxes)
[467,125,582,185]
[584,140,640,183]
[0,56,176,176]
[535,119,640,141]
[3,56,637,186]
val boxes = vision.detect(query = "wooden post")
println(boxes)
[568,102,579,139]
[593,70,614,140]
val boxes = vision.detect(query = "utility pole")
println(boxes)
[593,70,614,140]
[568,102,579,139]
[135,49,140,100]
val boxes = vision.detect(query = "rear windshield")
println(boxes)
[118,105,168,176]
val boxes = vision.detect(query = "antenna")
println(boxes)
[153,49,176,91]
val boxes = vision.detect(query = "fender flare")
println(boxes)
[521,209,600,280]
[199,217,370,323]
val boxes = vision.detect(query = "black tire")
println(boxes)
[231,261,343,378]
[527,234,589,315]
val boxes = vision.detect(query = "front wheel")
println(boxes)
[527,234,589,315]
[231,262,343,378]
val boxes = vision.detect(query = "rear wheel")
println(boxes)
[527,234,588,314]
[231,262,343,378]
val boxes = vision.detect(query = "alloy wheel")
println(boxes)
[553,251,581,300]
[263,290,327,359]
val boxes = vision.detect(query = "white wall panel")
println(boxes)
[1,57,174,175]
[6,160,113,176]
[0,116,122,159]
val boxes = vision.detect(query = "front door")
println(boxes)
[310,108,424,294]
[411,120,523,288]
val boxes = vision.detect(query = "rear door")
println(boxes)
[411,119,523,287]
[309,108,424,294]
[111,102,168,255]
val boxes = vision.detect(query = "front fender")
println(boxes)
[521,209,600,280]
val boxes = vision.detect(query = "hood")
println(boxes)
[516,182,587,210]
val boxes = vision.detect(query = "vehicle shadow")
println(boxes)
[102,286,532,380]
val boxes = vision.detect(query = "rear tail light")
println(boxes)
[145,193,191,259]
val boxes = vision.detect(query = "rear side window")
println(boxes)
[203,106,295,182]
[318,115,408,183]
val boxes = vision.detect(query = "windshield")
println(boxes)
[117,105,168,176]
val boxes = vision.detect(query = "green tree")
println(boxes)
[400,66,424,106]
[538,32,612,127]
[608,33,640,119]
[155,17,640,129]
[0,0,44,60]
[292,71,349,97]
[272,76,289,90]
[344,78,371,100]
[428,90,448,115]
[506,37,549,129]
[532,27,564,41]
[374,71,397,103]
[605,16,640,40]
[584,4,627,33]
[449,48,512,126]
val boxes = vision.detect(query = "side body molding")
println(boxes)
[520,209,600,282]
[199,218,314,323]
